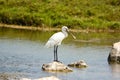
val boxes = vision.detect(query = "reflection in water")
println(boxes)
[0,27,120,80]
[109,63,120,79]
[0,27,120,46]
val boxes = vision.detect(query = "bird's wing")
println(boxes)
[45,32,65,48]
[50,32,65,41]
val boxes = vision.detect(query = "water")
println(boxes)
[0,27,120,80]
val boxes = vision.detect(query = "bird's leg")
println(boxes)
[56,45,58,62]
[54,45,56,61]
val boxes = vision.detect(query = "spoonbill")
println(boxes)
[45,26,76,62]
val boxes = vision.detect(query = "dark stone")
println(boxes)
[68,60,88,68]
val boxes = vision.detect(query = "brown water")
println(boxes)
[0,27,120,80]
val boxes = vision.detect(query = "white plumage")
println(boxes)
[45,26,69,62]
[45,32,66,48]
[45,26,68,48]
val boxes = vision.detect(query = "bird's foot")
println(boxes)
[53,60,62,63]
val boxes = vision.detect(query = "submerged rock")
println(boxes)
[108,42,120,64]
[0,73,22,80]
[42,61,73,72]
[68,60,88,68]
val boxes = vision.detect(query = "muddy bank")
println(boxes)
[0,23,118,33]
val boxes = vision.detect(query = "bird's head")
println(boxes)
[62,26,76,39]
[62,26,69,32]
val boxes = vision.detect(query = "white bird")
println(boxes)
[45,26,76,62]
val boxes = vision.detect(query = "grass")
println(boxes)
[0,0,120,30]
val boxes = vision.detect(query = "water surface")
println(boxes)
[0,27,120,80]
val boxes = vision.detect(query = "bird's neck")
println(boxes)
[62,31,68,37]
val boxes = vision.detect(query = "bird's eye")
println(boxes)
[66,29,69,32]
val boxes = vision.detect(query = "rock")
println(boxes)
[38,76,60,80]
[42,61,73,72]
[22,76,60,80]
[108,42,120,64]
[68,60,88,68]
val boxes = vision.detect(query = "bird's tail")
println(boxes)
[45,40,55,48]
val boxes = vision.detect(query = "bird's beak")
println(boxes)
[70,32,76,39]
[67,30,76,39]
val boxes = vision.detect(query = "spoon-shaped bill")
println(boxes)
[66,29,76,39]
[70,32,76,39]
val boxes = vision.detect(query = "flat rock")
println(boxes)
[22,76,60,80]
[68,60,88,68]
[38,76,60,80]
[108,42,120,64]
[42,61,73,72]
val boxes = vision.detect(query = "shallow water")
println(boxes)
[0,28,120,80]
